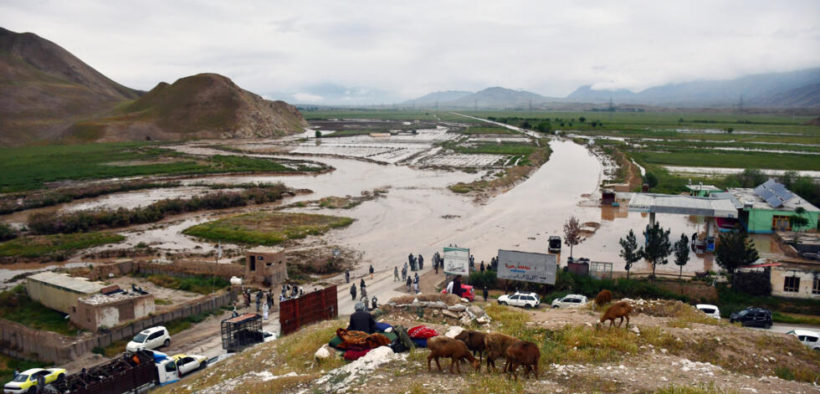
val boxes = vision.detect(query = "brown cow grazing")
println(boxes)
[455,330,486,362]
[594,289,612,309]
[598,301,633,328]
[504,340,540,380]
[483,332,518,372]
[427,336,480,374]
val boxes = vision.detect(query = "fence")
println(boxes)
[0,292,233,364]
[279,286,338,336]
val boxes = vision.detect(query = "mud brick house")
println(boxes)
[26,272,105,314]
[71,291,155,331]
[246,246,287,287]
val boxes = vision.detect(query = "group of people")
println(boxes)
[236,288,276,319]
[281,283,304,301]
[350,278,367,301]
[405,272,420,293]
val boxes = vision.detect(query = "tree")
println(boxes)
[641,222,671,278]
[578,116,586,123]
[715,229,759,280]
[315,130,322,138]
[643,172,658,189]
[789,206,809,243]
[619,229,641,279]
[673,233,690,280]
[563,216,585,259]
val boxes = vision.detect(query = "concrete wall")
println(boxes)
[1,291,232,364]
[747,209,819,234]
[25,280,86,315]
[771,267,820,299]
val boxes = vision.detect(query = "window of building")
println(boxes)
[813,276,820,295]
[784,276,800,292]
[258,256,264,260]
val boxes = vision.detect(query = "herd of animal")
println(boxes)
[424,290,634,380]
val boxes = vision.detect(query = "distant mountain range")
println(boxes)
[0,27,305,146]
[407,68,820,109]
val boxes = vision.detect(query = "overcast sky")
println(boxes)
[2,0,819,104]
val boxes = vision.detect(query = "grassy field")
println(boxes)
[0,285,82,336]
[133,273,230,295]
[0,142,322,193]
[0,232,125,259]
[182,212,354,245]
[630,150,820,171]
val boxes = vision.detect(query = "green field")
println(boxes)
[183,212,354,245]
[0,142,323,193]
[0,285,82,336]
[0,232,125,259]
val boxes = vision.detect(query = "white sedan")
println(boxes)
[551,294,588,308]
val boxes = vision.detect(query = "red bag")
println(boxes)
[407,325,438,339]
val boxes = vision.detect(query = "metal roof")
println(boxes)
[628,193,739,218]
[247,246,284,254]
[685,184,722,192]
[27,271,105,294]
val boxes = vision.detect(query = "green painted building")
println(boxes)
[729,179,819,234]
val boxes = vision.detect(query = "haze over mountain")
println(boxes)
[405,68,820,110]
[0,27,305,145]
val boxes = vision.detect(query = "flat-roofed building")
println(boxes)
[26,272,105,314]
[246,246,287,287]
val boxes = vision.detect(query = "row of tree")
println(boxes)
[562,215,760,280]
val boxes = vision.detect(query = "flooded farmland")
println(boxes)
[1,120,728,278]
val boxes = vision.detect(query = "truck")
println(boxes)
[49,350,181,394]
[548,236,561,253]
[221,313,264,352]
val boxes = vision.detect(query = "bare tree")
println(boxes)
[563,216,585,259]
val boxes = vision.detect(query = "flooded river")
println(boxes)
[1,136,720,278]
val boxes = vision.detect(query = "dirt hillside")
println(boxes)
[67,73,307,142]
[0,27,141,145]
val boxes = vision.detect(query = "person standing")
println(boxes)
[408,253,414,270]
[418,254,424,270]
[480,261,485,273]
[256,290,263,312]
[453,275,463,298]
[345,270,350,283]
[406,275,412,292]
[402,265,407,281]
[350,283,357,301]
[369,264,375,280]
[394,266,399,281]
[483,285,489,302]
[434,259,439,274]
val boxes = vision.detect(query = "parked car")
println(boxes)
[440,284,475,301]
[786,329,820,351]
[498,292,540,308]
[126,326,171,353]
[171,354,208,376]
[548,236,561,253]
[3,368,66,393]
[696,304,721,320]
[551,294,588,309]
[729,307,772,328]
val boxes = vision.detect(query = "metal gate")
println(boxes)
[279,285,338,335]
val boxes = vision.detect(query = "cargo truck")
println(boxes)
[49,350,181,394]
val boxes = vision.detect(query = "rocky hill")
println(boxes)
[0,27,306,145]
[65,73,307,142]
[0,27,141,145]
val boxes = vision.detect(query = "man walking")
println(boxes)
[345,270,350,283]
[369,264,375,280]
[483,285,489,302]
[394,266,399,281]
[406,275,411,292]
[401,264,407,281]
[350,283,357,301]
[418,254,424,270]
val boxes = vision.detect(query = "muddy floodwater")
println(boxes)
[2,135,721,277]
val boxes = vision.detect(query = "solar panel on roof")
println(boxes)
[765,196,783,208]
[755,187,773,201]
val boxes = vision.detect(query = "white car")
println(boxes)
[126,326,171,353]
[696,304,721,320]
[787,329,820,351]
[551,294,588,308]
[498,292,540,309]
[171,354,208,376]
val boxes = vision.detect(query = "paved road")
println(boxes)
[749,322,820,334]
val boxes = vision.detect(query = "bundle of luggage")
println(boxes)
[327,323,439,360]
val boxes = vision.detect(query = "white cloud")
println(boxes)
[1,0,818,103]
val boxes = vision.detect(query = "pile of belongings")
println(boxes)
[329,326,395,361]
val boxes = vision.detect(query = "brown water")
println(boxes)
[1,137,717,277]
